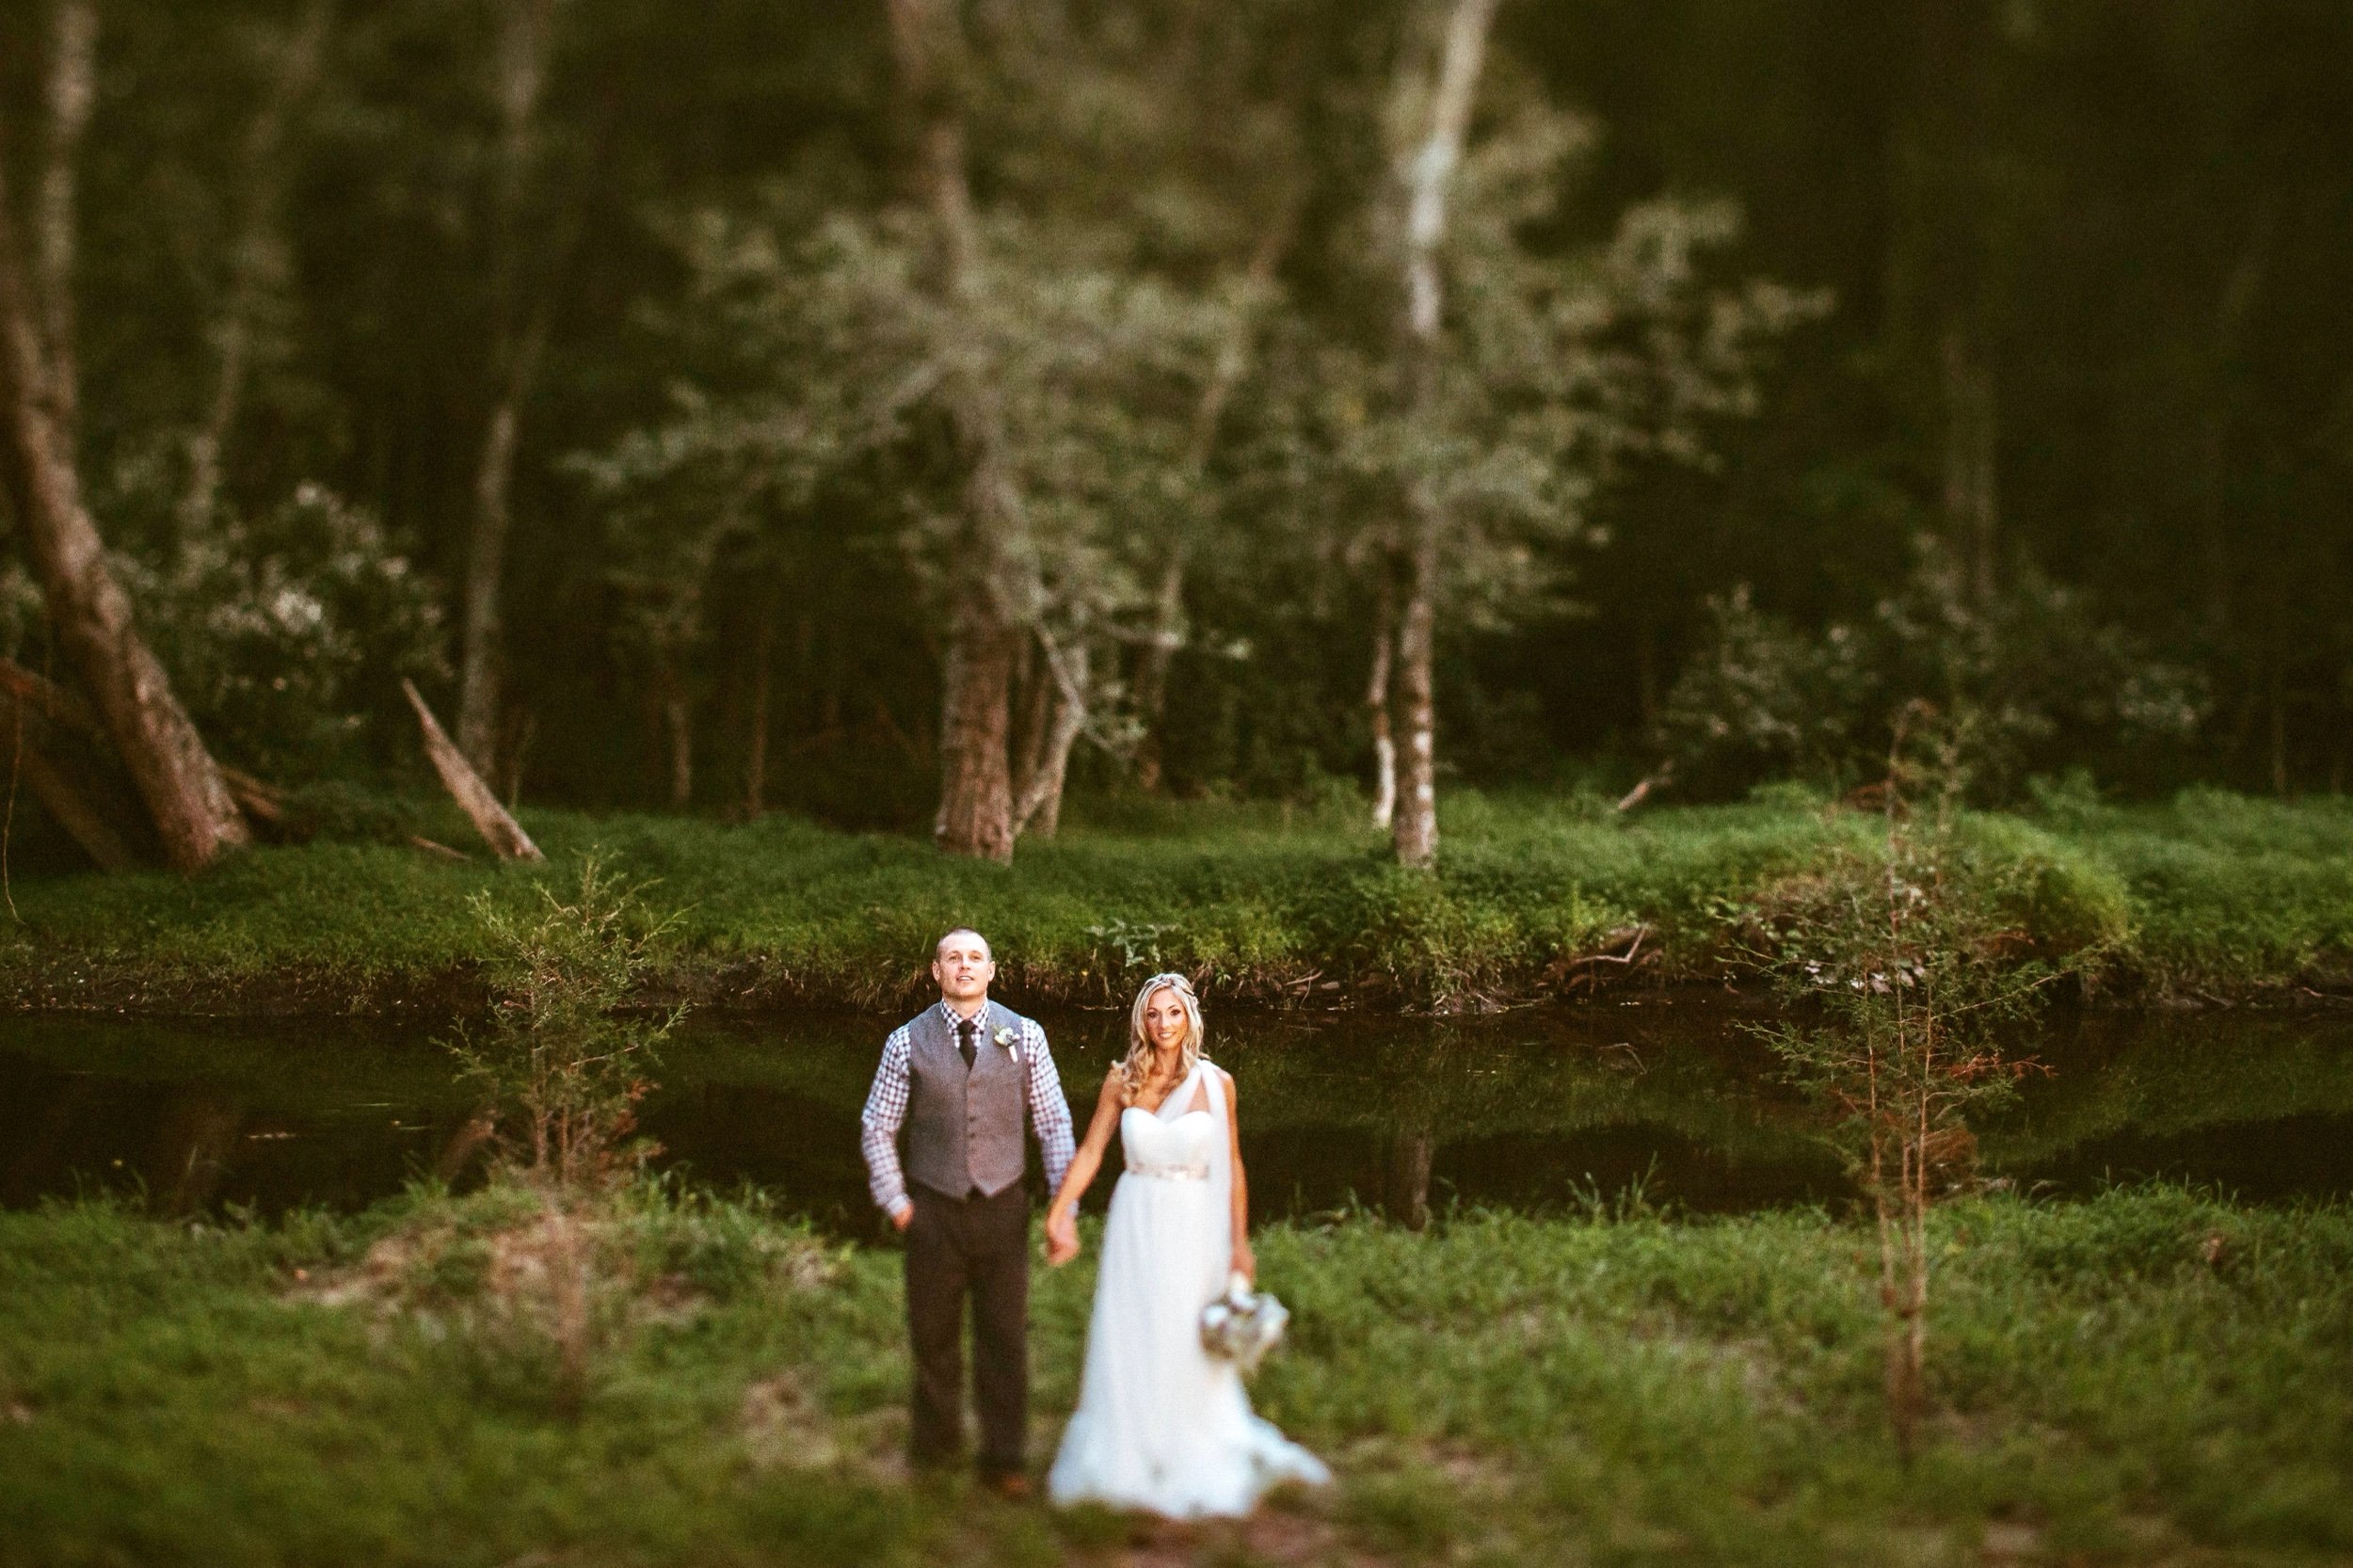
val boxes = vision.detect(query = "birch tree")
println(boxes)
[1386,0,1497,867]
[1280,0,1823,865]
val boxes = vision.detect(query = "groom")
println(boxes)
[859,928,1074,1497]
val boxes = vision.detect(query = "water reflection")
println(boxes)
[2,997,2346,1226]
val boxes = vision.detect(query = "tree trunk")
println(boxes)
[180,0,335,534]
[156,1089,247,1216]
[1636,617,1660,731]
[1130,553,1186,794]
[1385,1129,1433,1232]
[889,0,1023,861]
[456,0,558,774]
[1391,525,1439,868]
[934,595,1016,861]
[664,676,693,809]
[35,0,95,451]
[1386,0,1496,869]
[0,142,251,872]
[2198,202,2274,634]
[742,611,773,819]
[1367,571,1397,832]
[1896,4,2002,614]
[1940,325,1998,606]
[1014,636,1087,840]
[1010,632,1050,806]
[887,0,981,296]
[496,706,535,808]
[1401,0,1495,338]
[2269,665,2289,797]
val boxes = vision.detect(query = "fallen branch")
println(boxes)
[216,763,293,833]
[1615,765,1672,813]
[4,720,141,870]
[5,664,337,848]
[0,671,149,870]
[0,655,104,744]
[402,679,542,861]
[1547,924,1657,994]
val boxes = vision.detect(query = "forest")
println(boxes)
[3,7,2351,1567]
[3,0,2347,880]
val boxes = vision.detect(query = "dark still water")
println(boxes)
[5,996,2349,1231]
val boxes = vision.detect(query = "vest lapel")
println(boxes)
[911,1004,950,1075]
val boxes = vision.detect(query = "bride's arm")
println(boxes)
[1044,1072,1125,1265]
[1222,1068,1255,1283]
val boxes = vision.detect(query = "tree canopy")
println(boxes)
[0,0,2345,869]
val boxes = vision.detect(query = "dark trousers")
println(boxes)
[904,1181,1030,1475]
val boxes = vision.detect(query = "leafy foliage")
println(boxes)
[1,0,2345,844]
[1660,538,2208,801]
[1743,709,2118,1454]
[445,858,681,1193]
[119,486,448,780]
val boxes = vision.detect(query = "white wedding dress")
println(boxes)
[1048,1060,1330,1517]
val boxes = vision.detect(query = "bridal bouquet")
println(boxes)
[1199,1272,1289,1375]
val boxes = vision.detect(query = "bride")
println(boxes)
[1042,973,1330,1517]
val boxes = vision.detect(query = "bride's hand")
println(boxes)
[1044,1207,1080,1266]
[1229,1235,1256,1285]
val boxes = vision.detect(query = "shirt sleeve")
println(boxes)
[1025,1017,1076,1199]
[859,1026,914,1216]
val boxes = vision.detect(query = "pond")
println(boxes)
[6,994,2349,1233]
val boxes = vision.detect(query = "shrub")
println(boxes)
[444,857,681,1192]
[120,485,448,780]
[1658,537,2207,802]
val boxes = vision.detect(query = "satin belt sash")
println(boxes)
[1130,1162,1209,1181]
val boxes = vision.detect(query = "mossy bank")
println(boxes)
[6,789,2349,1016]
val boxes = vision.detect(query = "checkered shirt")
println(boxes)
[859,1000,1074,1216]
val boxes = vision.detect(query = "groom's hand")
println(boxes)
[890,1202,914,1233]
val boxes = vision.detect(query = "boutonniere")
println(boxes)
[993,1024,1018,1060]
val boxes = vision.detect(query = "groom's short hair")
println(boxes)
[935,927,992,960]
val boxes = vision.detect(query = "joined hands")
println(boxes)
[1044,1207,1080,1265]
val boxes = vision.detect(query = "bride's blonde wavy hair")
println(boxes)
[1117,972,1204,1105]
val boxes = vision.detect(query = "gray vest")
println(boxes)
[903,1001,1032,1199]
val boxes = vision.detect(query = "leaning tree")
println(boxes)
[0,0,250,872]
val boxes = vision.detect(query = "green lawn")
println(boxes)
[4,788,2349,1014]
[0,1183,2346,1567]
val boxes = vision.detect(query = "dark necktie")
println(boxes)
[956,1016,977,1070]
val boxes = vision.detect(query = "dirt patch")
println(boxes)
[288,1196,833,1326]
[1085,1494,1378,1568]
[740,1372,839,1470]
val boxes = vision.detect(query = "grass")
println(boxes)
[2,786,2348,1015]
[0,1182,2347,1566]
